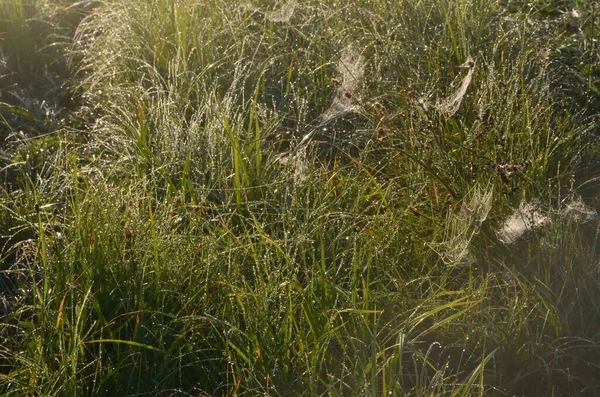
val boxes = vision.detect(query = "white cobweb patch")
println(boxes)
[560,197,598,224]
[496,200,550,244]
[247,1,296,23]
[321,48,365,124]
[436,57,475,117]
[431,181,494,265]
[266,1,295,22]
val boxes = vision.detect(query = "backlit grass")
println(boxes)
[1,0,600,395]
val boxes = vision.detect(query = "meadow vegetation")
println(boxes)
[1,0,600,395]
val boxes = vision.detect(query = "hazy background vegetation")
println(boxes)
[1,0,600,395]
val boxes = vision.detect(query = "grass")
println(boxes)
[1,0,600,395]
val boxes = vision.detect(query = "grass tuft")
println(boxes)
[1,0,600,395]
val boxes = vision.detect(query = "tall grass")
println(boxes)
[1,0,599,395]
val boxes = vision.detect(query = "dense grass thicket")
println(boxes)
[2,0,600,395]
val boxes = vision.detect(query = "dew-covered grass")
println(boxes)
[1,0,600,395]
